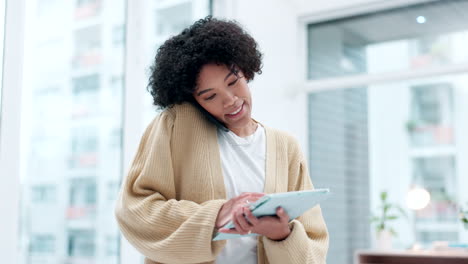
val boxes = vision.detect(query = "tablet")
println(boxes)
[213,188,330,241]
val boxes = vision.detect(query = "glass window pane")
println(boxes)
[308,73,468,263]
[409,83,454,147]
[307,0,468,80]
[19,1,126,264]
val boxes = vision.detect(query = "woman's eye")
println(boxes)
[205,94,216,101]
[228,78,238,86]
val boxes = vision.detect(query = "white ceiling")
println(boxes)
[308,0,468,43]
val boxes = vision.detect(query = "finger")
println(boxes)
[232,208,249,234]
[242,193,265,205]
[244,207,260,226]
[277,207,290,224]
[235,194,264,209]
[248,193,266,200]
[219,228,240,234]
[235,207,252,232]
[249,192,266,197]
[235,193,254,205]
[233,215,248,234]
[238,192,264,199]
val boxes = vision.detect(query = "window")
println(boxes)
[29,234,55,255]
[113,24,125,46]
[75,0,101,19]
[72,74,100,118]
[19,1,125,263]
[31,185,56,203]
[307,1,468,263]
[73,26,101,69]
[69,178,97,207]
[413,156,458,235]
[67,229,95,257]
[70,127,98,168]
[409,83,454,146]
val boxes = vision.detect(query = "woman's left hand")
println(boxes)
[218,207,291,241]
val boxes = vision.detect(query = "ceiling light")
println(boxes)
[417,16,426,24]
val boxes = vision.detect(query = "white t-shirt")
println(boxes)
[215,124,266,264]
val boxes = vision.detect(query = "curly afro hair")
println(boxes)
[147,16,263,109]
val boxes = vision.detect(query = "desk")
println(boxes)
[355,249,468,264]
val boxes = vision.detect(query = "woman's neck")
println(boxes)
[228,120,258,137]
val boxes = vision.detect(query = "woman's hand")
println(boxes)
[219,207,291,241]
[216,192,265,228]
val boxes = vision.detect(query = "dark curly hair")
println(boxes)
[147,16,263,109]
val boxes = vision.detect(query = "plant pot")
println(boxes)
[376,230,393,250]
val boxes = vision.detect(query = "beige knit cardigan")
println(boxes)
[115,103,329,264]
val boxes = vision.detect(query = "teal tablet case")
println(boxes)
[212,188,331,241]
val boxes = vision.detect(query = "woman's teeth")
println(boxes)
[229,105,242,115]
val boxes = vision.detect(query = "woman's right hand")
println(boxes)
[215,192,265,228]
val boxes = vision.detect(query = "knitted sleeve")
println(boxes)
[114,111,226,264]
[262,136,329,264]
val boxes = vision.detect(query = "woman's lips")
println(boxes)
[226,103,244,119]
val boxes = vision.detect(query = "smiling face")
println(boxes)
[193,63,254,134]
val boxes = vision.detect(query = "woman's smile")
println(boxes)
[226,102,245,119]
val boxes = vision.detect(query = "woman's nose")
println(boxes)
[223,91,237,108]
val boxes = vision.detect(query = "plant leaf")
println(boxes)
[386,215,398,220]
[381,191,388,202]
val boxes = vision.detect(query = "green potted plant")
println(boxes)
[371,191,408,249]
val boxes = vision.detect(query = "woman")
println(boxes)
[115,17,328,264]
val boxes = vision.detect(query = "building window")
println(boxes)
[70,126,98,168]
[408,83,454,147]
[74,0,101,19]
[31,185,56,203]
[113,24,125,46]
[67,229,95,257]
[73,26,101,68]
[72,74,100,118]
[29,234,55,255]
[69,178,97,207]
